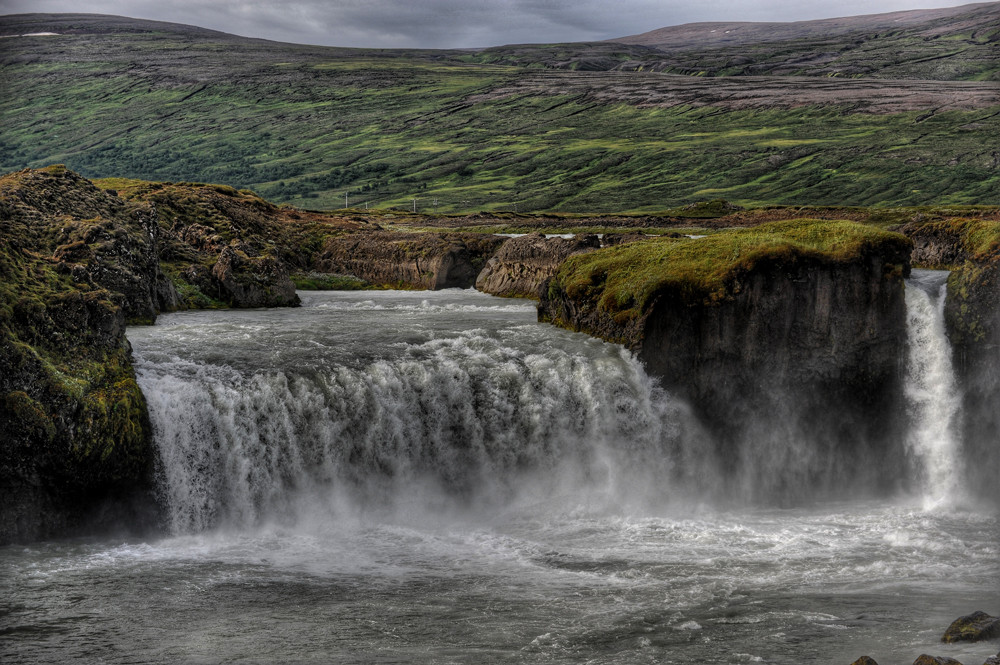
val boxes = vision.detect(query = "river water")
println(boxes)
[2,288,997,664]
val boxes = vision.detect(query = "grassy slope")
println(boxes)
[0,17,998,213]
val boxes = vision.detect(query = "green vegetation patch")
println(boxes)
[551,218,910,322]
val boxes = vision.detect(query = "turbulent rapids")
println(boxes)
[2,288,997,665]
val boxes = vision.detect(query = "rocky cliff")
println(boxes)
[475,233,600,298]
[540,219,913,500]
[940,221,1000,506]
[894,217,1000,505]
[316,232,504,290]
[0,166,162,543]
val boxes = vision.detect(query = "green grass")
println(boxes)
[549,218,910,322]
[290,272,370,290]
[0,22,998,213]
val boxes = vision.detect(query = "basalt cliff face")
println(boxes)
[475,233,601,298]
[540,221,914,500]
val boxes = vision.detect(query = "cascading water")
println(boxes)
[132,290,709,533]
[903,269,964,508]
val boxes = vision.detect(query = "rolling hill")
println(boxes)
[0,7,997,212]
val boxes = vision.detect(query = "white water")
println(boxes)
[2,289,996,665]
[904,270,965,509]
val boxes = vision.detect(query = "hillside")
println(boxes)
[476,3,1000,79]
[0,11,998,212]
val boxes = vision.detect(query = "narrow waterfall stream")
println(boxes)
[904,269,964,508]
[2,290,996,665]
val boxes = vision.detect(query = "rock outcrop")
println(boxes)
[475,233,600,298]
[540,219,913,500]
[0,166,163,543]
[942,612,1000,644]
[316,232,504,290]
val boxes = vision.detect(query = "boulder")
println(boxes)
[942,612,1000,643]
[851,657,880,665]
[913,656,963,665]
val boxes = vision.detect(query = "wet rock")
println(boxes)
[851,656,880,665]
[983,654,1000,665]
[475,232,600,298]
[942,611,1000,643]
[913,655,963,665]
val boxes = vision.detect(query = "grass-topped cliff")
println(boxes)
[542,219,913,333]
[1,13,998,212]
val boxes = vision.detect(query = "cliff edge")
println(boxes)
[540,219,913,500]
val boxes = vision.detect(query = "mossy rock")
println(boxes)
[942,611,1000,643]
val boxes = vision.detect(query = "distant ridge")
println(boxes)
[612,2,1000,50]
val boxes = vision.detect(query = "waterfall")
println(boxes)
[903,270,964,508]
[136,328,702,534]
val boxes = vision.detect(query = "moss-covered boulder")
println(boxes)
[540,219,913,500]
[942,611,1000,644]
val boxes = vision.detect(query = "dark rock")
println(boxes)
[942,222,1000,506]
[317,231,504,290]
[895,221,967,268]
[942,611,1000,643]
[211,245,299,307]
[475,233,600,298]
[851,657,880,665]
[913,655,963,665]
[983,655,1000,665]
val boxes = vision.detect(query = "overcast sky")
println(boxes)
[0,0,982,48]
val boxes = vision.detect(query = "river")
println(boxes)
[2,288,996,664]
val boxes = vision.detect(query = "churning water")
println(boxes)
[1,289,997,665]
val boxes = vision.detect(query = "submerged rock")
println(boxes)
[475,232,599,298]
[942,611,1000,643]
[851,657,880,665]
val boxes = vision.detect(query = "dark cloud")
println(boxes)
[0,0,979,48]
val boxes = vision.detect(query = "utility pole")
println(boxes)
[344,192,348,209]
[412,198,417,213]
